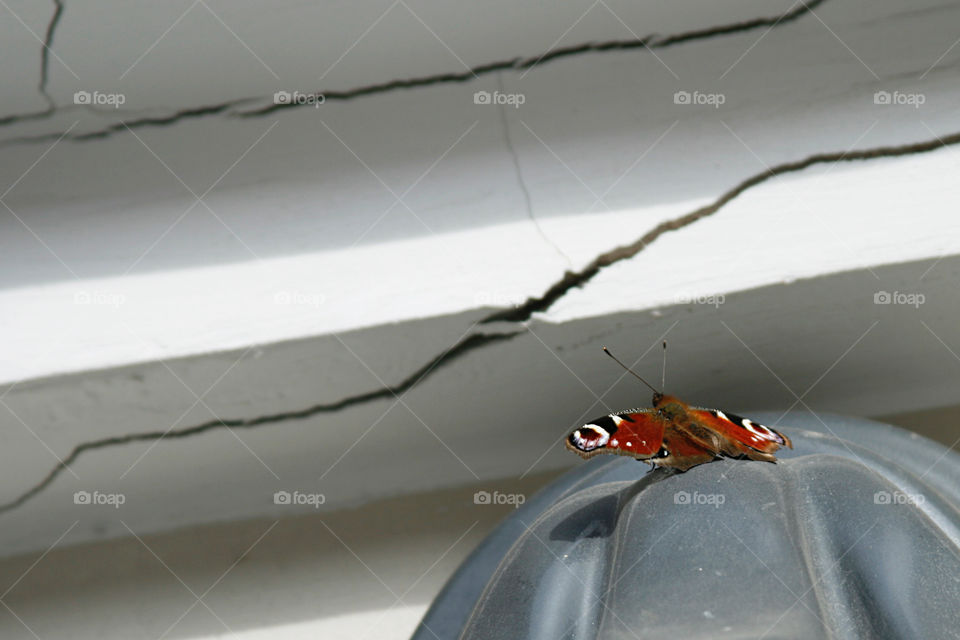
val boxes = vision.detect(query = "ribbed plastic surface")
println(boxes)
[412,413,960,639]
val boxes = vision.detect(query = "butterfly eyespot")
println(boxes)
[569,425,610,452]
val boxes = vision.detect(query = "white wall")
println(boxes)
[2,0,960,637]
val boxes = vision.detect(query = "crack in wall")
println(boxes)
[12,0,931,520]
[238,0,826,118]
[480,130,960,324]
[0,0,827,145]
[0,100,259,147]
[0,0,834,511]
[0,331,520,514]
[39,0,64,109]
[0,0,65,127]
[5,126,960,516]
[495,72,572,268]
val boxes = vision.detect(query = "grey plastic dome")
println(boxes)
[412,413,960,639]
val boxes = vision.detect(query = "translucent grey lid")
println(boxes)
[412,413,960,640]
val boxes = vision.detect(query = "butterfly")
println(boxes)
[565,346,792,472]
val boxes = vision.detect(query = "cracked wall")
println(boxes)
[1,0,960,563]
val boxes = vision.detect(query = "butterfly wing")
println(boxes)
[565,410,665,460]
[681,408,792,462]
[566,405,791,470]
[652,429,720,471]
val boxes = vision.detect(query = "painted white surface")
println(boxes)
[1,0,959,548]
[2,148,959,383]
[0,6,959,639]
[3,0,960,383]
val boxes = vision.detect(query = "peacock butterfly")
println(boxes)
[565,345,792,472]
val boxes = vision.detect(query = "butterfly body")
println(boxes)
[566,392,792,472]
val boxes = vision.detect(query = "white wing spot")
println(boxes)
[587,424,610,438]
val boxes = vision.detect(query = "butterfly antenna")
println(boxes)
[602,347,661,394]
[661,340,667,391]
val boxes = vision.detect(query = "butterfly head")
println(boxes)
[652,393,689,421]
